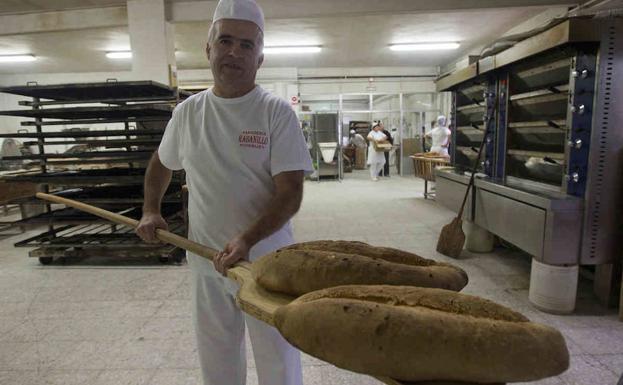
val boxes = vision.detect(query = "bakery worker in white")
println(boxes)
[428,115,452,158]
[136,1,313,384]
[366,122,387,181]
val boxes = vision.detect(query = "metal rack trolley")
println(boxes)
[0,81,190,264]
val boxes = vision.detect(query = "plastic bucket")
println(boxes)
[464,221,494,253]
[318,142,337,163]
[528,258,578,314]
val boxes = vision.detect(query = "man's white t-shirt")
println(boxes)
[158,86,313,274]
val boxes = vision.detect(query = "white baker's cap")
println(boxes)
[213,0,265,32]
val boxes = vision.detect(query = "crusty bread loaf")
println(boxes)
[274,285,569,383]
[282,240,439,267]
[252,241,468,296]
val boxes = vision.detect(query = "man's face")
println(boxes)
[206,19,264,93]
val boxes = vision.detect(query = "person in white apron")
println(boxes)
[367,122,387,181]
[135,1,314,384]
[429,115,452,158]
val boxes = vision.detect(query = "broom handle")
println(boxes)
[35,192,248,268]
[456,126,488,219]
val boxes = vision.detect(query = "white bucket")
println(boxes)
[528,258,578,314]
[464,221,494,253]
[318,142,337,163]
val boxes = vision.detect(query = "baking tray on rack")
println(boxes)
[0,168,153,184]
[0,104,173,120]
[0,129,165,138]
[0,81,188,101]
[9,202,182,227]
[507,120,566,152]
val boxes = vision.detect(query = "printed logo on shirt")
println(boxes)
[239,130,268,149]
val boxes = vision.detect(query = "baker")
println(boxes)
[136,0,313,384]
[428,115,452,158]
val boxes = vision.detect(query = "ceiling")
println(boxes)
[0,0,199,15]
[177,8,544,69]
[0,1,580,75]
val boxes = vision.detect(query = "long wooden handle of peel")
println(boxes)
[456,120,489,219]
[35,192,248,268]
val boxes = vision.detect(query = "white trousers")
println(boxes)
[191,269,303,385]
[369,162,384,179]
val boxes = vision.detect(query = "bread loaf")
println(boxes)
[282,240,439,267]
[274,285,569,383]
[252,240,468,296]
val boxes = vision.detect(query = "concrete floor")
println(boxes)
[0,169,621,385]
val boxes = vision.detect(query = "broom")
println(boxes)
[436,128,488,258]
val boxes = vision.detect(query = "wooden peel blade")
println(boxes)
[436,116,489,258]
[436,217,465,258]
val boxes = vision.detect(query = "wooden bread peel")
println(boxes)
[36,192,502,385]
[436,129,488,258]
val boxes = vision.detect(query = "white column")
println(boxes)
[127,0,177,85]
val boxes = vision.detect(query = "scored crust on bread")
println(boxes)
[282,240,439,267]
[252,241,468,296]
[274,285,569,384]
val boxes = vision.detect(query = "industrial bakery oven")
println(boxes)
[435,17,623,306]
[450,73,497,176]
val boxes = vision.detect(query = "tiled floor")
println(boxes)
[0,169,621,385]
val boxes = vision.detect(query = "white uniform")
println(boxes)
[367,130,386,179]
[159,85,313,385]
[430,126,451,157]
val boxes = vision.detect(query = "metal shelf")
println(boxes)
[0,81,186,264]
[0,129,164,138]
[507,149,565,161]
[11,203,181,228]
[509,93,568,121]
[0,80,188,101]
[21,138,161,147]
[15,215,183,244]
[511,57,572,94]
[509,84,569,101]
[0,168,183,185]
[0,104,173,120]
[2,150,153,161]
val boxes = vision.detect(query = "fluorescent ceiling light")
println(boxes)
[390,43,460,51]
[263,46,321,54]
[106,51,132,59]
[0,54,36,62]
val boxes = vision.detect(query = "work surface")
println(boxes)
[0,171,620,384]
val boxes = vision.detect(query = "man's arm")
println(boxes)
[136,152,173,243]
[213,170,304,275]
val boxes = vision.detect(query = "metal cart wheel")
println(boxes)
[38,257,53,265]
[171,249,185,264]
